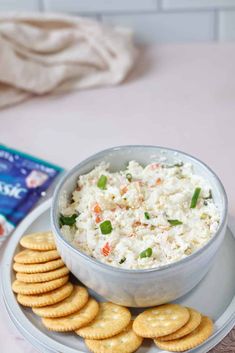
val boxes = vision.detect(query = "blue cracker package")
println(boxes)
[0,145,63,241]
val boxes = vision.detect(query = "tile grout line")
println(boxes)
[158,0,162,12]
[38,0,44,12]
[213,10,219,41]
[160,5,235,12]
[67,9,218,17]
[37,0,41,11]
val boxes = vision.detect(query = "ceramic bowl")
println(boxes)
[51,146,228,307]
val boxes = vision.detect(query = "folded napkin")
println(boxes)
[0,13,137,108]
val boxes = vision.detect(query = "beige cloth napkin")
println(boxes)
[0,13,137,108]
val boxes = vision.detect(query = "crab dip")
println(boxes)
[59,161,220,270]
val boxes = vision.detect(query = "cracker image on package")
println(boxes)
[0,145,63,240]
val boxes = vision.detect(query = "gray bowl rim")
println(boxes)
[51,145,228,274]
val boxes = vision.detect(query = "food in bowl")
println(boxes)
[59,160,220,270]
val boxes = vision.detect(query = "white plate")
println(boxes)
[1,199,235,353]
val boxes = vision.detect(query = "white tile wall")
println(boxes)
[219,10,235,40]
[102,12,215,44]
[0,0,235,43]
[43,0,158,13]
[0,0,40,11]
[162,0,235,10]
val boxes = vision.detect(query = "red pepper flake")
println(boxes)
[120,186,128,196]
[95,215,102,223]
[101,242,111,256]
[93,203,102,214]
[156,178,162,185]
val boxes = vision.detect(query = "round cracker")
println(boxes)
[16,266,69,283]
[14,249,60,264]
[76,302,131,339]
[32,286,89,318]
[13,259,65,274]
[17,282,73,307]
[85,321,143,353]
[133,304,190,338]
[154,316,213,352]
[20,231,56,251]
[12,275,69,295]
[158,307,202,341]
[42,298,99,332]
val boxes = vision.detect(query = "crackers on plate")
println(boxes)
[76,302,131,339]
[12,230,214,353]
[42,298,99,332]
[16,266,69,283]
[17,283,74,307]
[85,321,143,353]
[20,231,56,251]
[33,285,89,318]
[133,303,190,338]
[14,249,60,264]
[154,316,213,352]
[12,276,69,295]
[157,307,202,341]
[13,258,65,273]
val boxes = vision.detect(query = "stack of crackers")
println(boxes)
[133,304,213,352]
[12,231,213,353]
[12,232,143,353]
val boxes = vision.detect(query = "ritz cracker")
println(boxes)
[0,145,63,242]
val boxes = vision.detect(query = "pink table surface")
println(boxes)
[0,43,235,352]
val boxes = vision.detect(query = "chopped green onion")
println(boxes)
[139,247,152,258]
[100,220,113,235]
[168,219,183,226]
[119,257,126,264]
[150,225,156,231]
[59,213,77,227]
[190,187,201,208]
[144,212,150,220]
[165,162,184,168]
[126,173,132,182]
[97,175,107,190]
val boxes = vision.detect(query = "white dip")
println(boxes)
[60,161,220,270]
